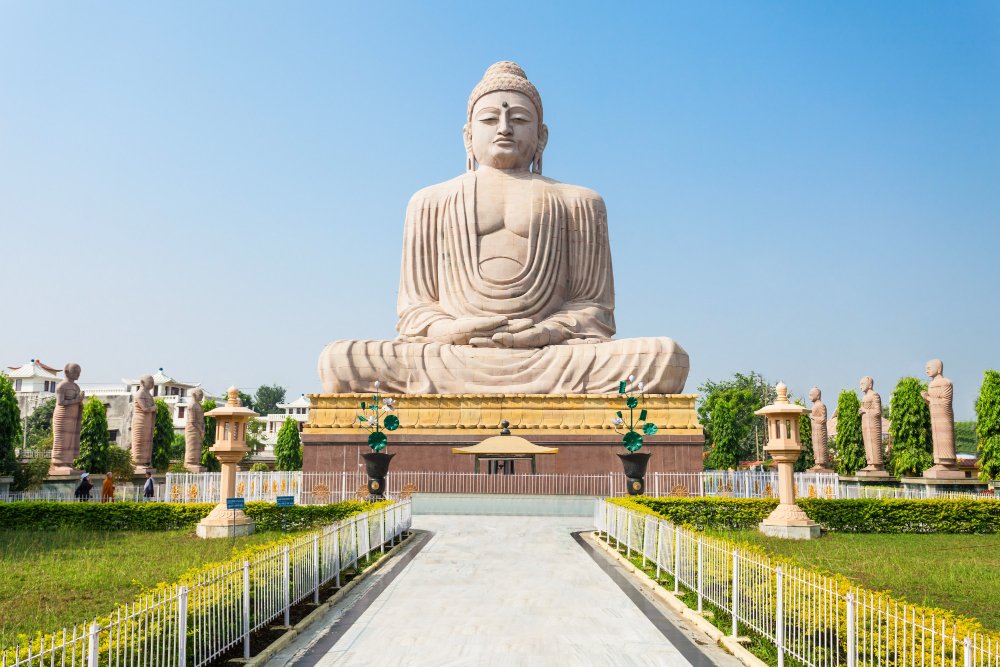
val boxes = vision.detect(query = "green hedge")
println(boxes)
[0,500,378,532]
[624,497,1000,534]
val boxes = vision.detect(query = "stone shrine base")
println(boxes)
[302,393,704,475]
[900,476,989,495]
[854,466,893,479]
[196,503,255,539]
[758,503,821,540]
[921,464,969,480]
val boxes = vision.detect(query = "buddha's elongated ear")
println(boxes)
[463,123,475,172]
[532,124,549,175]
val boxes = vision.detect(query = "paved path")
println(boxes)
[275,515,728,666]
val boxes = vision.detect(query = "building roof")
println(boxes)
[122,368,201,389]
[278,395,311,410]
[6,360,61,380]
[452,435,558,456]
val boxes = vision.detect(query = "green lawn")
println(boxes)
[0,529,290,648]
[718,531,1000,632]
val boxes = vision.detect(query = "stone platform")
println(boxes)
[303,393,704,474]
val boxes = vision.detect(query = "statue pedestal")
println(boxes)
[47,465,84,477]
[922,464,968,480]
[900,476,988,496]
[302,393,704,475]
[759,505,821,540]
[854,466,893,480]
[807,465,834,474]
[185,465,207,474]
[196,503,255,539]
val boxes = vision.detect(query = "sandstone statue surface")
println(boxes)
[807,387,832,472]
[131,375,156,473]
[318,61,688,395]
[922,359,963,478]
[184,388,206,473]
[858,376,887,474]
[49,363,85,476]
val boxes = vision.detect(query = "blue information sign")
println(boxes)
[226,497,245,510]
[276,495,294,507]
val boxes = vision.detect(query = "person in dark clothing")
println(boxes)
[143,472,155,500]
[74,472,93,501]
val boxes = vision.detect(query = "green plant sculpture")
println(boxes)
[355,381,400,452]
[612,375,658,452]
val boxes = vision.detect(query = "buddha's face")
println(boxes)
[470,90,539,170]
[65,363,81,382]
[926,360,942,378]
[808,388,820,402]
[192,388,204,403]
[140,375,154,391]
[860,377,872,392]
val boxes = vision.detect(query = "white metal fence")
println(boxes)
[2,500,412,667]
[595,499,1000,667]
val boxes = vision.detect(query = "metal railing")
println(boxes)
[1,500,411,667]
[595,499,1000,667]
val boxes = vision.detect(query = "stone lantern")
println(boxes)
[196,386,258,539]
[756,382,820,540]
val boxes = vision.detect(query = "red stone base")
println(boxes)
[303,433,704,475]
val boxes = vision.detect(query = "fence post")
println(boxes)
[177,585,188,667]
[626,513,632,558]
[673,527,681,593]
[243,560,251,659]
[696,538,703,614]
[731,551,739,638]
[86,621,100,667]
[283,544,291,627]
[654,521,662,580]
[964,637,972,667]
[380,510,386,554]
[313,534,321,605]
[776,566,784,667]
[334,526,342,588]
[846,592,855,667]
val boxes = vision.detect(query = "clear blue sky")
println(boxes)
[2,2,997,418]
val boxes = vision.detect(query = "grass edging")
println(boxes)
[585,530,768,667]
[246,529,417,667]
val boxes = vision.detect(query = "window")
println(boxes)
[109,430,119,442]
[153,386,159,397]
[14,379,21,391]
[178,406,185,419]
[104,403,111,411]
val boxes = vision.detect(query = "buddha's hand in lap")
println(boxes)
[427,316,532,345]
[488,323,573,349]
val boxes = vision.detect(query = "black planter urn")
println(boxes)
[617,452,651,496]
[361,452,395,498]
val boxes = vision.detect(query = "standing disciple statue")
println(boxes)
[858,376,887,474]
[808,387,832,472]
[922,359,962,478]
[184,388,206,473]
[131,375,156,473]
[318,61,689,394]
[49,363,85,476]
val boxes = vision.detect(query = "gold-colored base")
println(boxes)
[304,393,702,437]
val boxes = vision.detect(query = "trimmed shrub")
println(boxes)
[0,375,21,477]
[152,400,173,472]
[887,377,933,477]
[704,396,742,470]
[833,390,865,475]
[0,500,381,532]
[623,496,1000,534]
[75,397,110,473]
[977,370,1000,481]
[275,417,303,471]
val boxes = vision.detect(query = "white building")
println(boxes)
[258,394,311,456]
[121,368,210,430]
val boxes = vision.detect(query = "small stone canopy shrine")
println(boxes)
[452,423,557,474]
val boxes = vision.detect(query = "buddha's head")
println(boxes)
[808,387,821,402]
[140,374,154,391]
[64,363,81,382]
[465,61,548,174]
[926,359,943,378]
[860,376,873,393]
[191,388,204,403]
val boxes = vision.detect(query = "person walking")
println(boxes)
[101,472,115,502]
[74,472,93,501]
[142,471,155,500]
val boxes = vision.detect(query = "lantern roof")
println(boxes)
[754,382,809,417]
[206,386,259,418]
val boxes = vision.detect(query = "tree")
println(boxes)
[833,390,866,475]
[274,417,303,471]
[75,397,110,473]
[236,391,255,413]
[170,432,186,459]
[106,445,135,480]
[253,384,286,416]
[25,397,56,449]
[976,370,1000,481]
[245,420,266,458]
[704,397,743,470]
[151,399,174,472]
[795,400,815,472]
[698,371,775,463]
[0,375,21,476]
[200,398,220,472]
[886,377,933,477]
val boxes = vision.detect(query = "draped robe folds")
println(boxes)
[927,380,956,463]
[860,392,884,466]
[319,172,689,394]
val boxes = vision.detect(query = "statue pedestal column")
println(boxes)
[196,387,257,539]
[922,462,967,480]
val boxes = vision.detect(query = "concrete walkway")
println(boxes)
[274,515,728,666]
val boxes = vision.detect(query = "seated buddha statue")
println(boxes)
[319,61,689,394]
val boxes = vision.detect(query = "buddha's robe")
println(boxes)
[861,392,884,466]
[319,172,689,394]
[926,379,955,463]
